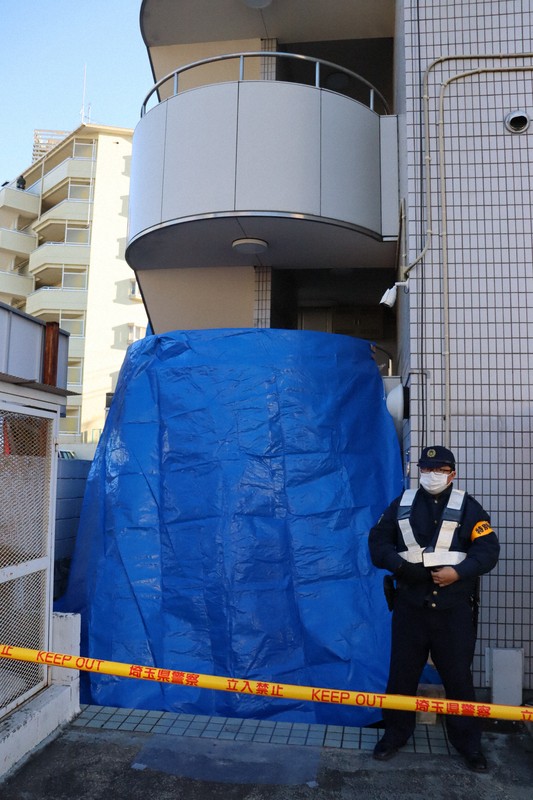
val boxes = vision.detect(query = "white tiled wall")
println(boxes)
[400,1,533,689]
[253,266,272,328]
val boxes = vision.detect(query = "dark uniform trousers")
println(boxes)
[383,597,480,754]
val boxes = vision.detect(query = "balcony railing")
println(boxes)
[141,51,390,117]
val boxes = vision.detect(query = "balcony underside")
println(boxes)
[140,0,394,47]
[127,213,396,271]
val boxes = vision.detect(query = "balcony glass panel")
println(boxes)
[67,360,82,385]
[68,183,91,201]
[59,406,80,435]
[63,269,88,289]
[73,141,95,159]
[65,225,90,245]
[59,313,85,337]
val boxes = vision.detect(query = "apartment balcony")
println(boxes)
[29,243,91,275]
[25,287,87,317]
[34,200,91,232]
[126,53,399,275]
[0,186,39,218]
[0,269,33,299]
[0,227,36,257]
[42,158,94,195]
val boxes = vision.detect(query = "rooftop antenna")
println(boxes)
[80,65,91,124]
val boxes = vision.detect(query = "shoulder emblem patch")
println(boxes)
[471,520,494,540]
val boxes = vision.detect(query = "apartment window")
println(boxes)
[59,406,80,435]
[62,268,88,289]
[65,224,90,245]
[60,312,85,337]
[68,182,92,201]
[129,279,143,301]
[127,323,146,344]
[73,140,95,159]
[67,359,83,385]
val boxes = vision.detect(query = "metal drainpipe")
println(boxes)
[437,63,533,447]
[402,53,533,449]
[402,52,533,280]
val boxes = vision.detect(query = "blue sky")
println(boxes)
[0,1,153,182]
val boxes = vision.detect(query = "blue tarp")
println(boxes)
[60,328,403,725]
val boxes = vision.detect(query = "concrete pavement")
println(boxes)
[0,708,531,800]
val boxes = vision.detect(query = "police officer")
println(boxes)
[368,446,499,772]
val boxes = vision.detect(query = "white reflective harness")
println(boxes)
[397,488,467,567]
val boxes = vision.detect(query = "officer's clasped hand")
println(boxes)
[431,566,460,587]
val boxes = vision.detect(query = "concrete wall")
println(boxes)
[0,613,80,780]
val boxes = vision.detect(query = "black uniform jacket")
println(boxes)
[368,484,500,609]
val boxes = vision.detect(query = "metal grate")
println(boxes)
[0,572,48,712]
[0,409,54,719]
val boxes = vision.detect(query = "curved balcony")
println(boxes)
[126,52,398,273]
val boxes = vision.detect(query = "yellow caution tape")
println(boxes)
[1,643,531,723]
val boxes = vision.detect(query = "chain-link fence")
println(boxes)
[0,408,54,719]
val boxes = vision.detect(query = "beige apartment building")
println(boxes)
[0,124,147,454]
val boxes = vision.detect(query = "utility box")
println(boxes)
[416,683,445,725]
[486,647,524,706]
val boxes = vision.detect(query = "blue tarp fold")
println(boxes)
[60,328,403,724]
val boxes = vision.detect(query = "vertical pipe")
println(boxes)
[43,322,59,386]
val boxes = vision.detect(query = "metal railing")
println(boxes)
[141,51,390,117]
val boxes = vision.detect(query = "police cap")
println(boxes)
[418,446,456,469]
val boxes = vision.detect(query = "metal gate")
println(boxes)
[0,402,56,719]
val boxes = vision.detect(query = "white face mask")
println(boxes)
[419,471,451,495]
